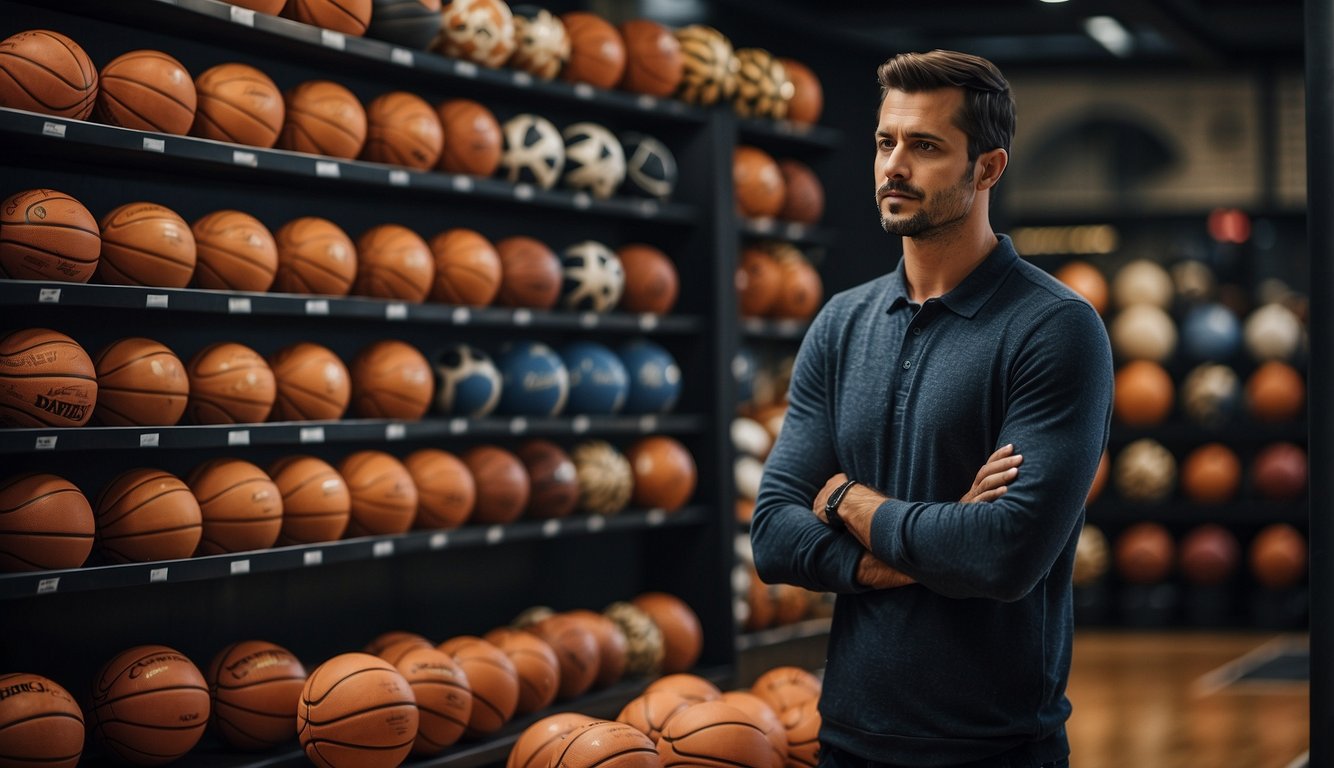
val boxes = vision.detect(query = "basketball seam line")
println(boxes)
[95,472,177,520]
[101,237,196,266]
[0,486,83,514]
[102,75,196,114]
[99,520,201,541]
[0,53,91,106]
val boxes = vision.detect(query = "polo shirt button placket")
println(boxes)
[902,360,912,370]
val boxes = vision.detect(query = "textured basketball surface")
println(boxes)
[517,439,579,520]
[0,29,98,119]
[435,98,503,176]
[207,640,307,750]
[0,187,100,283]
[496,235,561,309]
[632,592,702,674]
[718,691,788,768]
[778,159,824,224]
[750,666,821,714]
[781,697,820,767]
[93,337,189,426]
[616,689,692,744]
[560,12,626,89]
[436,636,519,737]
[403,448,475,529]
[618,19,683,97]
[274,216,357,296]
[0,328,97,428]
[0,472,94,572]
[279,80,367,159]
[269,342,351,421]
[645,674,721,704]
[298,653,418,768]
[0,672,84,768]
[96,49,197,135]
[771,247,822,320]
[192,209,279,292]
[270,455,351,544]
[185,342,276,425]
[656,701,773,768]
[284,0,374,36]
[482,627,559,715]
[506,712,600,768]
[616,243,678,315]
[352,224,434,302]
[349,339,434,420]
[96,202,197,288]
[90,644,211,766]
[529,615,599,700]
[460,445,530,525]
[779,57,822,125]
[385,646,469,755]
[429,227,502,306]
[192,62,284,148]
[186,457,283,555]
[627,436,697,511]
[563,609,628,688]
[339,450,418,536]
[94,468,202,563]
[547,720,658,768]
[734,146,786,219]
[362,91,444,170]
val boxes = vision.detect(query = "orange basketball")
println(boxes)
[369,632,433,658]
[273,216,357,296]
[1115,522,1175,584]
[772,248,822,320]
[349,339,434,420]
[618,19,683,97]
[1086,452,1110,506]
[528,615,599,700]
[0,328,96,427]
[96,202,197,288]
[750,666,820,714]
[656,701,772,768]
[339,450,418,536]
[362,91,444,170]
[561,12,626,89]
[1114,360,1174,426]
[482,627,560,715]
[461,445,531,525]
[92,337,189,426]
[284,0,373,35]
[352,224,434,302]
[1246,361,1305,422]
[268,342,351,421]
[389,646,473,754]
[269,455,350,545]
[436,98,503,176]
[0,672,84,768]
[718,691,787,768]
[1055,260,1109,316]
[507,712,601,768]
[0,30,97,119]
[91,645,210,766]
[96,50,196,135]
[646,674,721,705]
[617,689,692,743]
[517,439,579,520]
[429,228,502,306]
[495,235,561,309]
[94,468,202,563]
[298,653,418,768]
[403,448,475,529]
[616,243,678,315]
[279,80,367,159]
[736,247,782,317]
[1250,523,1307,589]
[191,210,279,292]
[192,62,284,148]
[186,458,282,555]
[0,188,100,282]
[547,720,658,768]
[734,146,785,219]
[781,697,820,767]
[186,342,276,424]
[0,473,94,572]
[436,636,520,737]
[778,58,822,125]
[1179,443,1241,504]
[630,592,701,675]
[207,640,307,751]
[624,436,695,511]
[777,159,824,224]
[563,608,628,688]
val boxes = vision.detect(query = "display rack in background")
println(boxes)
[1018,209,1310,631]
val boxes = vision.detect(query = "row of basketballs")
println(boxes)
[0,329,682,429]
[1075,522,1307,590]
[734,147,825,225]
[0,189,681,314]
[0,435,697,572]
[737,242,825,321]
[0,592,707,766]
[1093,438,1307,506]
[1113,358,1304,428]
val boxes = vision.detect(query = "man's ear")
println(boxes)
[975,148,1008,190]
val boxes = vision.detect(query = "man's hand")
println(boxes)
[960,444,1022,503]
[812,472,850,525]
[856,551,916,589]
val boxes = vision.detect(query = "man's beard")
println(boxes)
[876,167,974,238]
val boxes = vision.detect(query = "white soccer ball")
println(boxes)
[561,240,624,312]
[562,121,626,199]
[499,113,565,189]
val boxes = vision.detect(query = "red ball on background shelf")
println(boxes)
[1250,442,1307,501]
[1114,522,1175,584]
[517,439,579,520]
[1178,524,1240,586]
[495,235,562,309]
[562,608,628,688]
[462,445,531,525]
[526,615,599,700]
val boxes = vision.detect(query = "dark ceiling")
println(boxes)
[708,0,1305,68]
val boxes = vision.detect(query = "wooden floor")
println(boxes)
[1067,631,1309,768]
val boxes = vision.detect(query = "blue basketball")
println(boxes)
[496,340,570,416]
[560,341,630,415]
[617,339,682,414]
[1181,303,1241,362]
[733,344,758,409]
[434,344,502,417]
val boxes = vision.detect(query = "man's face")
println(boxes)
[874,87,978,238]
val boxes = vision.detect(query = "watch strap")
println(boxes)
[825,479,859,530]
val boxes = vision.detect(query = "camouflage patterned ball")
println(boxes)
[732,48,793,120]
[510,6,569,79]
[673,25,737,106]
[435,0,515,68]
[572,439,632,515]
[604,601,664,677]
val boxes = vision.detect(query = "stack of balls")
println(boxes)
[737,242,823,321]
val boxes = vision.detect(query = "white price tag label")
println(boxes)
[150,567,169,583]
[455,61,478,78]
[777,319,801,336]
[41,121,66,138]
[388,170,410,186]
[299,427,325,443]
[146,294,169,308]
[232,150,258,167]
[514,183,534,201]
[139,433,160,448]
[753,218,776,234]
[385,303,408,320]
[574,83,595,99]
[579,312,599,329]
[513,309,532,325]
[509,417,528,434]
[572,415,590,434]
[512,71,532,87]
[385,423,406,440]
[637,94,658,110]
[785,223,808,240]
[36,577,59,594]
[228,430,251,446]
[230,559,251,575]
[303,550,323,566]
[38,288,61,303]
[316,161,341,178]
[572,192,592,209]
[542,519,561,537]
[34,436,57,450]
[647,509,667,526]
[638,313,659,331]
[391,48,414,66]
[430,532,448,549]
[373,540,394,557]
[448,418,468,434]
[228,297,252,314]
[638,415,658,433]
[142,137,165,153]
[451,175,473,192]
[451,307,471,324]
[485,525,505,544]
[305,299,329,315]
[320,29,346,50]
[587,515,606,532]
[229,5,256,25]
[638,200,659,216]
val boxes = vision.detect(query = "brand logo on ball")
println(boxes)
[32,205,47,220]
[524,371,560,390]
[33,393,88,421]
[128,654,185,679]
[225,649,293,679]
[0,680,48,701]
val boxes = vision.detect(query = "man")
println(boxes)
[750,50,1113,768]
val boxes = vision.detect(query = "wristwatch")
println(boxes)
[825,479,859,531]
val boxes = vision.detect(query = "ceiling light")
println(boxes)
[1084,15,1134,57]
[1040,0,1070,3]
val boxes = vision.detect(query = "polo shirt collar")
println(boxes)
[884,234,1019,319]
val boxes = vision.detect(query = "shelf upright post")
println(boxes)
[1307,0,1332,762]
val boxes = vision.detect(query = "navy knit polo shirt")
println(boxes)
[750,235,1113,766]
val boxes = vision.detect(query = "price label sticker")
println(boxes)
[385,303,408,320]
[638,200,659,217]
[638,313,659,331]
[150,567,169,583]
[638,415,658,433]
[785,223,808,240]
[451,175,473,192]
[320,29,346,50]
[637,94,658,110]
[448,418,468,435]
[542,519,561,537]
[229,5,256,25]
[305,299,329,315]
[38,288,61,303]
[142,137,165,153]
[456,61,478,78]
[388,170,410,186]
[299,427,325,444]
[509,417,528,435]
[36,577,59,595]
[777,319,801,336]
[386,423,406,440]
[451,307,471,324]
[572,192,592,209]
[316,161,341,178]
[514,183,534,201]
[579,312,598,329]
[42,121,66,138]
[512,71,533,87]
[139,433,160,448]
[430,532,448,549]
[146,294,169,309]
[232,150,258,167]
[587,515,606,532]
[485,526,505,544]
[753,217,776,234]
[228,297,252,314]
[230,559,251,575]
[373,540,394,558]
[34,436,57,450]
[303,550,323,566]
[391,48,414,66]
[574,83,595,99]
[513,309,532,326]
[572,415,590,434]
[228,430,251,446]
[647,509,667,526]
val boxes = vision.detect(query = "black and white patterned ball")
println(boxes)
[619,131,677,200]
[499,112,565,189]
[561,239,624,312]
[510,5,569,80]
[561,121,626,199]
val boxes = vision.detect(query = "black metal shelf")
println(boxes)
[737,117,841,152]
[736,617,831,652]
[740,316,810,341]
[1108,420,1308,446]
[0,506,708,600]
[0,280,702,334]
[9,0,711,126]
[0,412,705,454]
[1087,499,1307,526]
[0,108,697,224]
[739,217,836,247]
